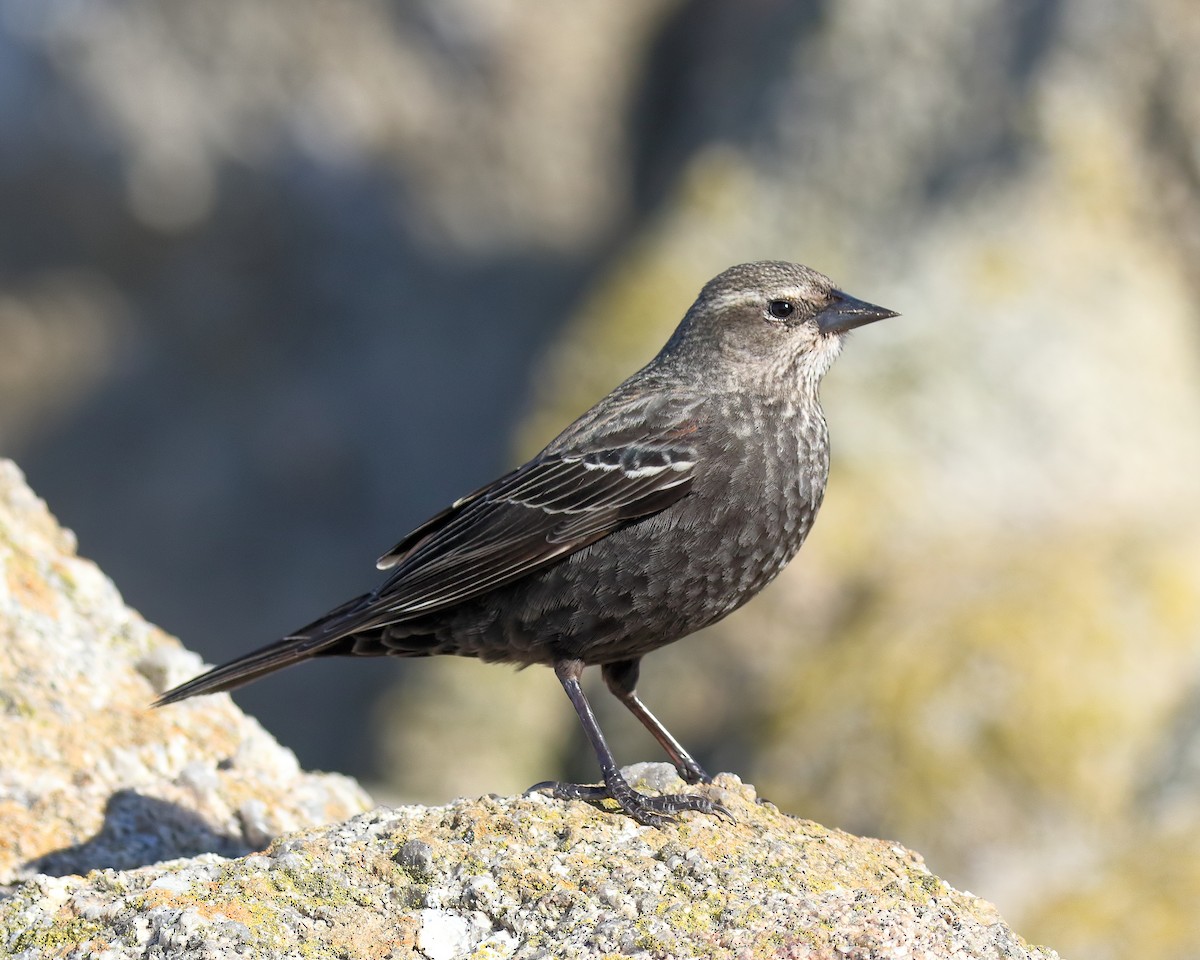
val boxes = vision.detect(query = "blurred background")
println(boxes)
[3,0,1199,955]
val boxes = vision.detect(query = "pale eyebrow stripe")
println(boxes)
[703,289,802,313]
[703,291,755,312]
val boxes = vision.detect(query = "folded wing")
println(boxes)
[361,441,697,625]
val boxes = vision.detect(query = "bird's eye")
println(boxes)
[767,299,794,320]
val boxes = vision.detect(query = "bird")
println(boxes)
[156,261,898,827]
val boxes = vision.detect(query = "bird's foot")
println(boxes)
[528,776,733,828]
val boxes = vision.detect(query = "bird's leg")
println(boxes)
[602,659,711,784]
[533,659,731,828]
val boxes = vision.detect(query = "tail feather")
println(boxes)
[153,593,374,706]
[153,634,336,706]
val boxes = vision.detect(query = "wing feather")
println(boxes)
[330,438,698,634]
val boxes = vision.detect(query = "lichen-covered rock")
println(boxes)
[0,459,370,883]
[1,766,1058,960]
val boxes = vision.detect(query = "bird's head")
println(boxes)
[663,261,898,388]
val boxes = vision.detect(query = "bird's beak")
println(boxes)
[816,290,899,335]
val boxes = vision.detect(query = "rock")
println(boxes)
[0,459,371,884]
[0,457,1059,956]
[1,769,1058,960]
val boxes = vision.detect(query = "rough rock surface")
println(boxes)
[0,459,370,884]
[0,460,1060,957]
[2,766,1058,960]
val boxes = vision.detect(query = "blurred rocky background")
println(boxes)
[1,0,1198,957]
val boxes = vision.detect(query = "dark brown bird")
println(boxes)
[157,261,897,826]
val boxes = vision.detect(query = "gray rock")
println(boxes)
[0,459,371,884]
[1,770,1059,960]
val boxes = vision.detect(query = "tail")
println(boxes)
[153,594,373,707]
